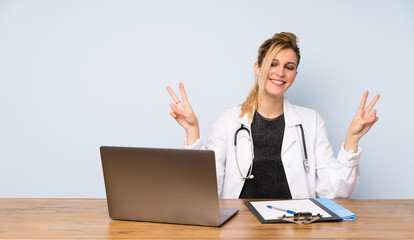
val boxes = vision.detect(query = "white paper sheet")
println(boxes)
[250,199,332,220]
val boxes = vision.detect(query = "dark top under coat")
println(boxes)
[239,111,292,199]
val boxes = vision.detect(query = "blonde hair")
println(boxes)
[240,32,300,120]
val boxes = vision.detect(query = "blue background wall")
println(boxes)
[1,0,413,198]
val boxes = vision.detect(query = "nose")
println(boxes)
[273,65,285,77]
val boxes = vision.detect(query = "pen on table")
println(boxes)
[266,205,296,214]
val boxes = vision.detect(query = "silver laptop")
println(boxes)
[100,146,238,227]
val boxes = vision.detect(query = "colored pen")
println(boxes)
[266,205,296,214]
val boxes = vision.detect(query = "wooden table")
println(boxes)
[0,198,413,239]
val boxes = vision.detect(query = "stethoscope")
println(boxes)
[234,123,309,180]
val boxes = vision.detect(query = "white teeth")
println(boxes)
[271,80,284,84]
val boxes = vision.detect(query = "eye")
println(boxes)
[285,65,296,71]
[271,63,277,67]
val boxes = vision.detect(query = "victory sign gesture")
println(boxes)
[167,82,200,145]
[344,91,380,152]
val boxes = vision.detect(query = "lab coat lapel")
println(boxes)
[282,99,302,155]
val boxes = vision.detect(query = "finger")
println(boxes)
[170,111,177,118]
[366,116,379,130]
[166,86,181,104]
[369,109,377,121]
[169,102,178,112]
[169,102,184,115]
[358,90,369,111]
[179,82,189,102]
[366,94,380,112]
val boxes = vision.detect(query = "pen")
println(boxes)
[266,205,296,214]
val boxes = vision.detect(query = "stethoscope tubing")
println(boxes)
[234,124,255,180]
[234,123,309,180]
[298,124,308,160]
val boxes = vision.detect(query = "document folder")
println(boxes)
[316,198,356,220]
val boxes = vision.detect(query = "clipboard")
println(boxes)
[244,198,343,224]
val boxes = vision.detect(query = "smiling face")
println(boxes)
[255,48,298,99]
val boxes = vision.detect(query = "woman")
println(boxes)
[166,32,379,199]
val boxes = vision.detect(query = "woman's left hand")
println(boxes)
[344,91,380,152]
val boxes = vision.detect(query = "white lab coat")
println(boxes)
[183,98,361,199]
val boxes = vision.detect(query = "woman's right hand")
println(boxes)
[166,82,200,145]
